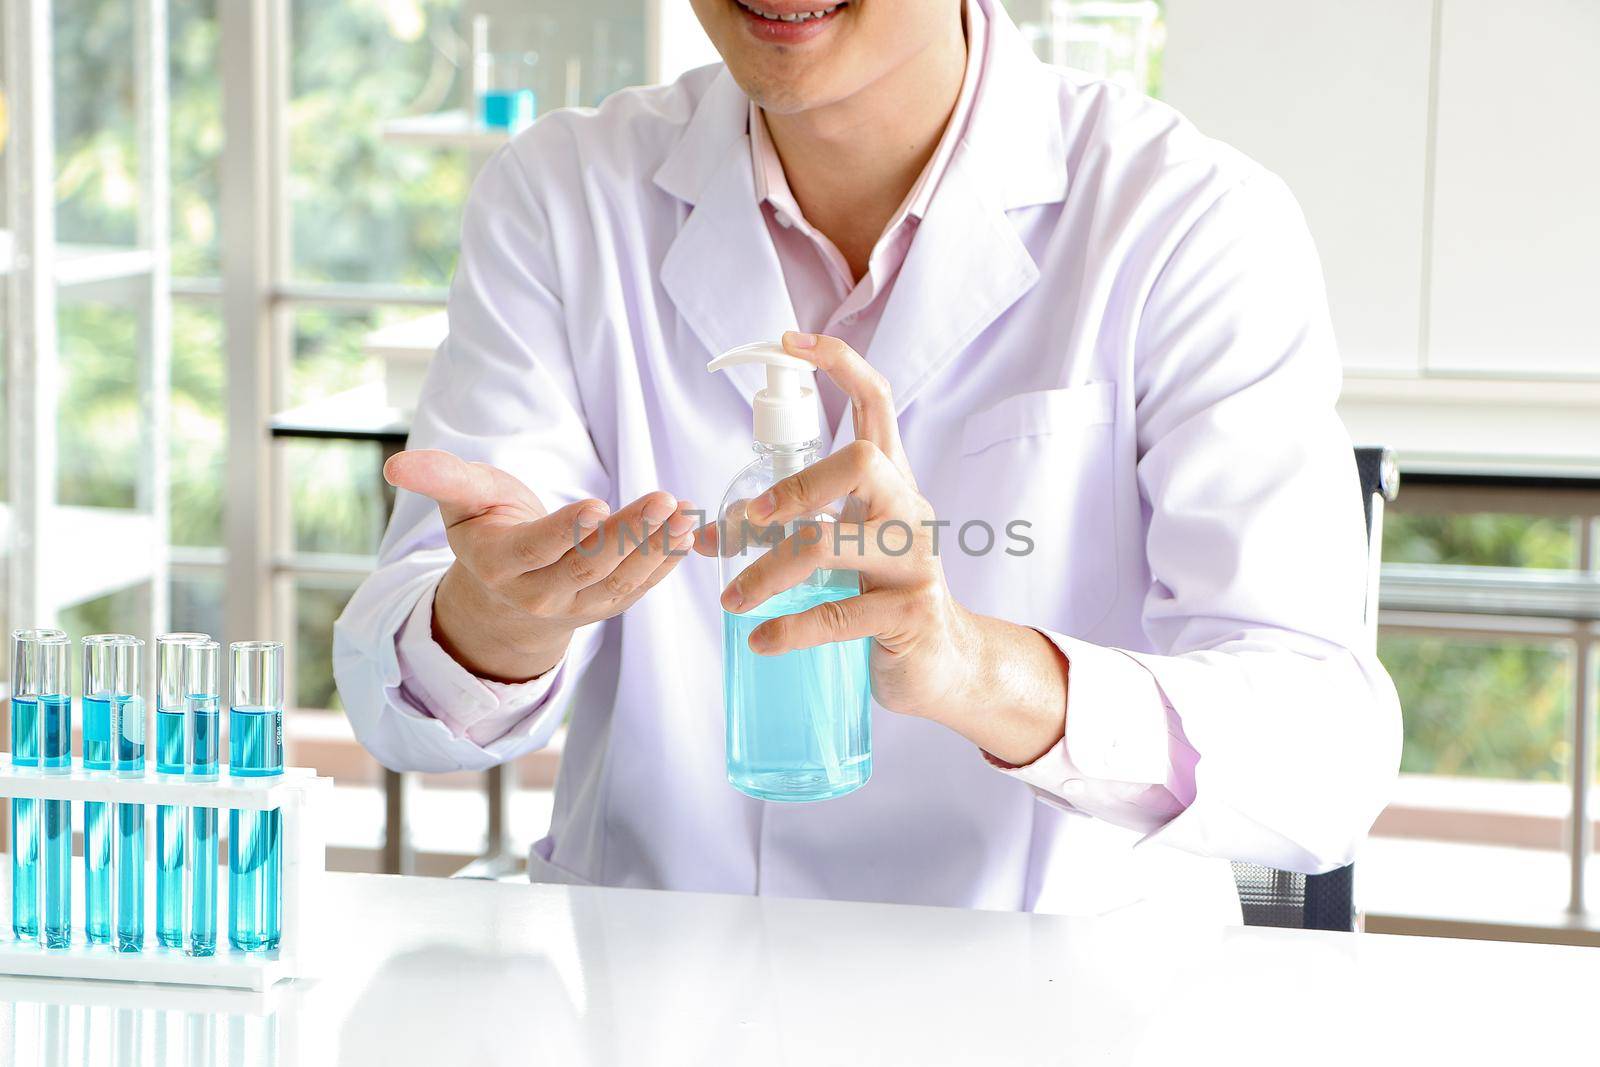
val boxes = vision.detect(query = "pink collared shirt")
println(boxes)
[393,0,1195,834]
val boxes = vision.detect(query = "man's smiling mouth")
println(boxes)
[733,0,847,23]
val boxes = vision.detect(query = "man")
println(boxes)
[334,0,1400,920]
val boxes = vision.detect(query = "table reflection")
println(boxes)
[1,977,282,1066]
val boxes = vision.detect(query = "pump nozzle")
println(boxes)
[707,342,821,447]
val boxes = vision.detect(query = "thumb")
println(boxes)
[384,449,545,526]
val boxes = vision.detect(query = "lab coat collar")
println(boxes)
[656,0,1064,414]
[657,83,800,409]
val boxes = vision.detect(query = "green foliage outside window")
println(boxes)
[1381,633,1570,782]
[1380,510,1582,783]
[1384,512,1576,570]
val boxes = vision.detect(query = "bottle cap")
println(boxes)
[707,342,821,447]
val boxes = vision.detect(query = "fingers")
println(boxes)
[571,505,696,614]
[692,497,789,558]
[495,498,612,573]
[524,492,684,600]
[782,331,912,480]
[748,589,914,655]
[745,440,910,528]
[385,449,545,525]
[720,521,920,614]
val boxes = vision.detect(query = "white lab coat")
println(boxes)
[334,0,1400,920]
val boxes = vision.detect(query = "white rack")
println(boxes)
[380,109,511,152]
[0,760,331,991]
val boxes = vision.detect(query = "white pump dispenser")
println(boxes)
[706,342,821,448]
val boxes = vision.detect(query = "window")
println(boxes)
[1371,486,1600,918]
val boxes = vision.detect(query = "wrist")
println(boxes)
[933,613,1068,766]
[917,601,989,727]
[432,564,573,683]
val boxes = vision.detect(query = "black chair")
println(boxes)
[1230,446,1400,931]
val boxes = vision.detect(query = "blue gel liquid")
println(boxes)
[40,695,73,948]
[84,694,113,944]
[228,706,283,952]
[10,697,40,940]
[114,695,145,951]
[723,584,872,803]
[190,696,220,956]
[155,707,185,948]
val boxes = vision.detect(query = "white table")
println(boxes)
[4,871,1597,1065]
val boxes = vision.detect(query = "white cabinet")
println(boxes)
[1425,0,1600,376]
[1162,0,1435,375]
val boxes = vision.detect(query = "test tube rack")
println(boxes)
[0,756,331,991]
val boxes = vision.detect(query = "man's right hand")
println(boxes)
[385,449,698,683]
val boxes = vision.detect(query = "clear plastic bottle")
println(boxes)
[708,343,872,802]
[228,641,284,952]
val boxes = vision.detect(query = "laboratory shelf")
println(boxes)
[0,504,159,609]
[0,229,156,288]
[270,382,410,445]
[364,309,447,411]
[363,309,448,361]
[380,110,511,151]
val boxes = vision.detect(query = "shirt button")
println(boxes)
[840,313,858,325]
[774,211,794,229]
[1060,780,1088,801]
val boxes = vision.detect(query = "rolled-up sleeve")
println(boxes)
[393,578,569,747]
[989,173,1402,875]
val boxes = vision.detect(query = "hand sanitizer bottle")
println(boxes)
[707,342,872,802]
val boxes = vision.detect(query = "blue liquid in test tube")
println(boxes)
[13,630,74,948]
[7,628,58,942]
[187,640,221,957]
[229,641,284,952]
[83,634,137,946]
[155,634,208,950]
[41,693,72,948]
[114,662,147,953]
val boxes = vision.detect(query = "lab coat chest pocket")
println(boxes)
[952,382,1120,633]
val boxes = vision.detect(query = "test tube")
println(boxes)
[228,642,284,952]
[112,637,147,951]
[13,629,73,947]
[82,633,138,945]
[187,640,221,957]
[9,628,65,941]
[156,633,208,949]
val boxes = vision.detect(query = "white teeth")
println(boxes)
[739,1,840,22]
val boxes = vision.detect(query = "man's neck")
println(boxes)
[761,14,968,282]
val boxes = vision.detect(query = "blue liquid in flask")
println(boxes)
[479,88,534,131]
